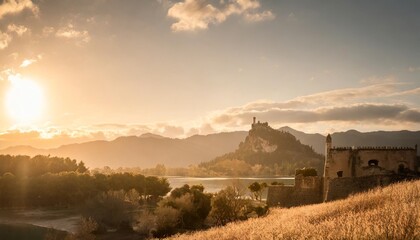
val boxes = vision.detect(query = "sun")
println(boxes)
[5,75,45,125]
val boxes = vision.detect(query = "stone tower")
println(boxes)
[323,134,332,200]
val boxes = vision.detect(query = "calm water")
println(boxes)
[166,176,295,198]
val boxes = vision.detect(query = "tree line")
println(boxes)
[0,155,270,239]
[0,154,88,177]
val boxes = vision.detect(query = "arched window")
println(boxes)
[368,159,379,166]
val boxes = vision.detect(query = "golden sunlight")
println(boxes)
[5,75,45,125]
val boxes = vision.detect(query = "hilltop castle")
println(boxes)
[251,117,269,129]
[266,123,419,207]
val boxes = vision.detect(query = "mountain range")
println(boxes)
[1,128,419,168]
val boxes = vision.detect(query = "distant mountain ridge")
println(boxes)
[1,127,419,169]
[0,132,248,168]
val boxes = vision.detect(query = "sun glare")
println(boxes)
[5,75,45,125]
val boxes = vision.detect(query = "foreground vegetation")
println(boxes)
[0,155,171,208]
[170,180,420,240]
[0,155,269,239]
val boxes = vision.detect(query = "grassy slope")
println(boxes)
[170,180,420,240]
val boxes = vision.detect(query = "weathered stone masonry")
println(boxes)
[267,134,419,207]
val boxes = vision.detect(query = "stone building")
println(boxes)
[267,133,419,207]
[322,134,418,200]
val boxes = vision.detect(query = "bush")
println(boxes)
[135,211,156,238]
[209,186,249,226]
[152,184,212,237]
[64,217,98,240]
[81,190,134,231]
[295,167,317,177]
[154,206,181,238]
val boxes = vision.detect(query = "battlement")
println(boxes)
[251,117,269,129]
[330,146,416,151]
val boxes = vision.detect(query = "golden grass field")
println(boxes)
[169,180,420,240]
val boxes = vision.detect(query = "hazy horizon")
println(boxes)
[1,0,419,148]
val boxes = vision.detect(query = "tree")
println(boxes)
[156,184,211,230]
[77,161,88,173]
[81,190,133,231]
[248,182,268,201]
[209,186,249,225]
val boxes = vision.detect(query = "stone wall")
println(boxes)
[267,176,322,207]
[325,147,417,181]
[325,174,419,201]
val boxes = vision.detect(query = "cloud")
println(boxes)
[390,87,420,97]
[19,54,42,68]
[0,128,108,149]
[0,0,39,19]
[7,24,29,36]
[212,103,420,126]
[56,24,91,44]
[244,10,275,22]
[209,83,420,128]
[0,24,30,50]
[157,124,185,138]
[19,59,34,67]
[218,82,402,115]
[167,0,274,32]
[293,82,399,104]
[0,31,12,50]
[42,26,55,36]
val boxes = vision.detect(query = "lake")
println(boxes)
[166,176,295,198]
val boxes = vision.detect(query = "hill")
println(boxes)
[200,123,324,176]
[170,180,420,240]
[0,132,247,168]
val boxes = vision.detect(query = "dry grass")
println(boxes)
[169,180,420,240]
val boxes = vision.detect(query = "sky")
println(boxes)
[0,0,419,148]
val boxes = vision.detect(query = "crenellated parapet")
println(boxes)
[330,146,416,151]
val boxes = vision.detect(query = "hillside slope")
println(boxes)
[170,180,420,240]
[201,124,323,176]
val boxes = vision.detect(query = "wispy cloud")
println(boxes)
[167,0,275,32]
[212,103,420,126]
[292,82,400,105]
[7,24,29,36]
[244,10,274,22]
[208,82,420,128]
[0,24,30,50]
[0,0,39,19]
[0,31,12,50]
[19,58,36,67]
[55,24,91,44]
